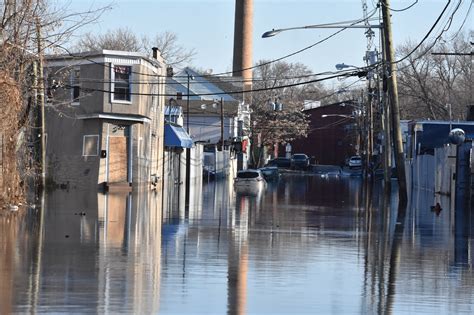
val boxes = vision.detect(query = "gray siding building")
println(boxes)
[45,50,166,192]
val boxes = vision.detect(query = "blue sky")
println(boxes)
[62,0,471,79]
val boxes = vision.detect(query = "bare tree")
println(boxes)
[396,32,473,120]
[145,31,196,67]
[75,27,144,52]
[250,60,324,166]
[74,28,196,68]
[0,0,110,207]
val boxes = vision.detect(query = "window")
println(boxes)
[82,135,99,156]
[112,65,131,102]
[71,68,80,105]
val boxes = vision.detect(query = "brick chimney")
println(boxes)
[232,0,253,97]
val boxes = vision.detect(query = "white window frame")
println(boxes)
[110,64,132,104]
[70,67,81,106]
[82,135,99,157]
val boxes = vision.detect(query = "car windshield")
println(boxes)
[351,157,361,161]
[293,155,306,160]
[237,171,259,179]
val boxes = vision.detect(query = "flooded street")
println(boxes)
[1,174,474,314]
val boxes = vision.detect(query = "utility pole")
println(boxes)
[220,97,224,149]
[381,0,407,204]
[381,27,392,191]
[35,18,46,192]
[184,71,193,214]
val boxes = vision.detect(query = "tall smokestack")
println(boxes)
[232,0,253,94]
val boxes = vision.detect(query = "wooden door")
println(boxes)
[108,136,128,183]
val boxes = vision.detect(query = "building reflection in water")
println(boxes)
[1,186,162,314]
[3,172,474,313]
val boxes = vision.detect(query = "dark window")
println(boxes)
[73,86,80,102]
[113,66,131,101]
[292,154,307,160]
[71,68,80,103]
[237,171,260,179]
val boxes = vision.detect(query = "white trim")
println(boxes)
[82,135,99,156]
[46,55,160,74]
[77,113,151,124]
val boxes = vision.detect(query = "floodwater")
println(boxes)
[1,173,473,314]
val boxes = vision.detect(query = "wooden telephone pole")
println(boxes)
[35,18,46,191]
[381,0,407,204]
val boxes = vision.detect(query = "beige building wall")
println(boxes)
[45,51,165,193]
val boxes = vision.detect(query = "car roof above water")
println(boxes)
[237,169,262,178]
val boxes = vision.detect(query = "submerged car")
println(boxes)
[234,169,266,188]
[348,156,362,168]
[265,157,291,168]
[259,166,279,181]
[290,153,310,170]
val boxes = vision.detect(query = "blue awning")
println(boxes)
[164,124,193,148]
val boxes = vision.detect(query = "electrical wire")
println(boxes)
[381,0,418,12]
[59,68,352,86]
[449,0,473,40]
[390,0,452,67]
[47,2,461,100]
[209,7,379,77]
[61,69,369,98]
[48,8,379,80]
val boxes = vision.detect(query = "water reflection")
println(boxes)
[0,187,162,314]
[2,173,474,314]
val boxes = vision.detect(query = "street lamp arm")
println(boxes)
[262,23,382,38]
[321,114,355,119]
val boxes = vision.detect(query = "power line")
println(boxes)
[57,69,352,86]
[61,70,367,98]
[381,0,418,12]
[395,0,453,65]
[48,8,379,80]
[449,0,473,39]
[46,2,461,100]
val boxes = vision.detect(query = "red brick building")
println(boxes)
[289,101,359,166]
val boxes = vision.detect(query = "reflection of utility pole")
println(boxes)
[381,0,407,203]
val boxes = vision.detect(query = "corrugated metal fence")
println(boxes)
[409,144,456,198]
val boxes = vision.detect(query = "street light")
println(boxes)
[335,63,358,70]
[262,21,382,38]
[184,69,194,133]
[321,114,355,119]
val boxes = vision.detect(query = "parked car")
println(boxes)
[291,153,310,170]
[348,156,362,168]
[234,169,266,188]
[266,157,291,168]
